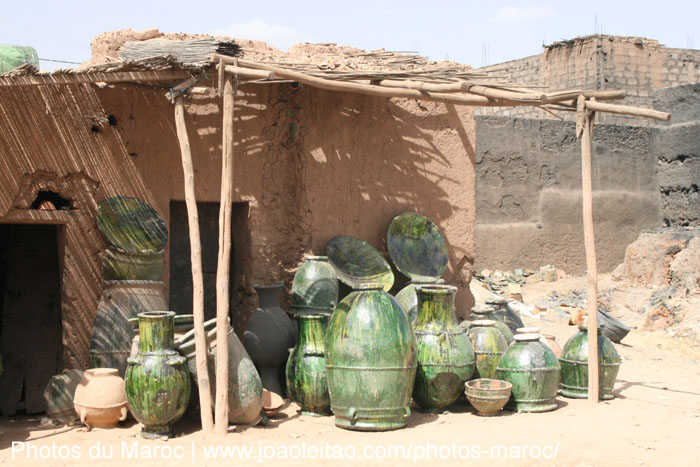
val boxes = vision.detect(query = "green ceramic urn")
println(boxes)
[412,285,475,412]
[560,325,621,400]
[325,283,416,431]
[467,320,508,380]
[470,307,514,344]
[291,255,338,316]
[125,311,191,438]
[497,333,560,413]
[485,298,524,334]
[286,314,330,416]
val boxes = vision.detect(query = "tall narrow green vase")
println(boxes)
[286,314,330,416]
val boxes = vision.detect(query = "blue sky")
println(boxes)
[3,1,699,70]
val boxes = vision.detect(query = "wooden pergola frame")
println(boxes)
[0,53,670,433]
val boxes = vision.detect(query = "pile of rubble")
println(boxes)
[474,265,567,301]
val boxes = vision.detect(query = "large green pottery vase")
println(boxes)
[0,44,39,73]
[470,307,514,345]
[286,314,330,416]
[560,325,621,400]
[394,278,442,323]
[325,283,416,431]
[412,285,475,412]
[102,246,164,281]
[497,333,560,413]
[467,320,508,380]
[291,256,338,316]
[126,311,190,439]
[485,298,524,334]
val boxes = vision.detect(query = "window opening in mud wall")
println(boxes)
[30,190,73,210]
[0,224,63,416]
[169,201,250,326]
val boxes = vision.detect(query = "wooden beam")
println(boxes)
[222,65,275,80]
[214,76,235,434]
[577,95,600,403]
[0,70,191,87]
[585,100,671,122]
[174,96,214,432]
[543,89,626,103]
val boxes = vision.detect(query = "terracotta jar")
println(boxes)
[515,327,562,358]
[243,283,296,395]
[470,307,514,344]
[468,320,508,379]
[126,311,190,439]
[326,283,416,431]
[497,333,560,412]
[412,285,475,412]
[44,369,84,424]
[560,325,621,400]
[73,369,128,430]
[286,314,330,416]
[291,256,338,316]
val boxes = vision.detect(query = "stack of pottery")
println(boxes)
[387,213,449,323]
[325,284,416,431]
[126,311,190,439]
[497,334,561,412]
[90,196,168,377]
[290,255,339,316]
[44,369,84,424]
[73,369,128,430]
[412,285,475,412]
[243,283,296,396]
[469,307,515,345]
[559,325,621,400]
[468,320,508,379]
[486,298,524,334]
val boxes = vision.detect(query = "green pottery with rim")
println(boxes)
[470,307,514,345]
[497,333,560,413]
[467,320,508,380]
[464,378,512,416]
[291,255,338,315]
[395,278,442,323]
[325,236,394,292]
[412,285,475,413]
[485,298,524,334]
[325,283,416,431]
[386,212,449,282]
[560,325,621,400]
[125,311,190,438]
[286,314,331,416]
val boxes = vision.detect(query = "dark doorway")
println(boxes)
[0,224,62,415]
[169,202,249,323]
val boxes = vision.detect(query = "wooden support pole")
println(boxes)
[174,96,214,431]
[214,76,235,433]
[584,99,671,122]
[577,95,600,403]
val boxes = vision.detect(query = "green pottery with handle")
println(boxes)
[126,311,190,438]
[325,283,416,431]
[560,325,621,400]
[497,333,560,413]
[286,314,330,416]
[467,320,508,380]
[412,285,475,412]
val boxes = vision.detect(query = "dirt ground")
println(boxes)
[2,274,699,466]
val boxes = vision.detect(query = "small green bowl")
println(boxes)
[465,378,512,416]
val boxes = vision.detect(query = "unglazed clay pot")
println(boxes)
[126,311,190,439]
[412,285,475,412]
[44,369,84,424]
[291,256,338,316]
[243,283,296,395]
[286,314,330,416]
[468,320,508,380]
[73,369,128,430]
[326,283,417,431]
[560,325,621,400]
[497,333,561,413]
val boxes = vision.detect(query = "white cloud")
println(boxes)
[209,18,315,51]
[494,6,557,22]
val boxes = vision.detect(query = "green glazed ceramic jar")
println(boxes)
[286,314,330,416]
[497,333,560,413]
[560,325,621,400]
[412,285,475,412]
[470,307,514,345]
[125,311,190,439]
[325,283,416,431]
[291,256,338,316]
[485,298,524,334]
[467,320,508,379]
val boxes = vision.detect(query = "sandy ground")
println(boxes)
[2,276,700,466]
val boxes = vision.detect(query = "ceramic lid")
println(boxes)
[387,212,448,282]
[325,236,394,292]
[471,319,497,327]
[97,196,168,252]
[516,327,541,334]
[514,333,541,342]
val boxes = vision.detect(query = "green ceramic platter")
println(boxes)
[387,212,448,282]
[325,236,394,292]
[97,196,168,252]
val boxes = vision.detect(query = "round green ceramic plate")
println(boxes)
[387,212,448,282]
[97,196,168,252]
[325,236,394,292]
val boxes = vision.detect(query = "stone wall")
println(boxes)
[476,35,700,126]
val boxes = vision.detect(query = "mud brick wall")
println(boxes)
[476,35,700,126]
